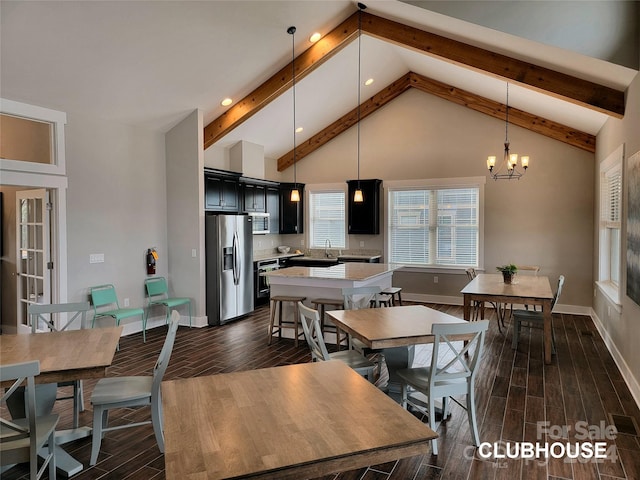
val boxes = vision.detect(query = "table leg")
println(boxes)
[384,346,415,403]
[463,295,471,321]
[543,299,553,364]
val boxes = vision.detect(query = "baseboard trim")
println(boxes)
[589,308,640,411]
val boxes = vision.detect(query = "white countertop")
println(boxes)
[265,263,398,282]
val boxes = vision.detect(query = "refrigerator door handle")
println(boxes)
[233,232,240,285]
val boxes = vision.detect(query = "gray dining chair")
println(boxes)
[397,320,489,455]
[298,302,376,382]
[89,310,180,466]
[512,275,565,352]
[1,360,59,480]
[28,301,90,429]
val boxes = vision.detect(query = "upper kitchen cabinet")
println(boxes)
[204,169,241,212]
[347,179,382,235]
[279,183,304,234]
[242,183,266,212]
[266,186,280,234]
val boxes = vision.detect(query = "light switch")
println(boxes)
[192,249,197,258]
[89,253,105,264]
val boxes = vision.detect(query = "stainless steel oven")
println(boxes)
[254,258,280,304]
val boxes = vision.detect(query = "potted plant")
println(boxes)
[496,264,518,284]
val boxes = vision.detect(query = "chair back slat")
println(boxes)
[298,302,331,361]
[90,284,119,308]
[430,320,489,387]
[552,275,565,310]
[145,277,169,300]
[152,310,180,397]
[0,361,39,450]
[342,286,382,310]
[29,301,90,332]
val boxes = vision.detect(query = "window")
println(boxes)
[308,189,346,249]
[598,145,623,305]
[387,178,483,268]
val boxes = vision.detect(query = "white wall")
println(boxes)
[65,111,167,333]
[593,72,640,401]
[165,109,207,324]
[289,89,595,307]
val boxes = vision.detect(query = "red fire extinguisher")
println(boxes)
[146,248,158,275]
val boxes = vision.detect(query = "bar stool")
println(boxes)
[267,295,306,346]
[382,287,403,306]
[310,298,348,350]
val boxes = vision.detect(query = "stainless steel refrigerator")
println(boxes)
[206,214,254,325]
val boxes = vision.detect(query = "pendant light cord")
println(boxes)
[357,3,366,187]
[504,82,509,144]
[288,26,297,188]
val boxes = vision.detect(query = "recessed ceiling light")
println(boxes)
[295,127,303,133]
[364,78,374,86]
[221,98,233,106]
[309,32,321,43]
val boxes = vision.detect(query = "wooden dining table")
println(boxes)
[461,273,554,363]
[326,305,467,401]
[162,360,437,480]
[0,326,123,476]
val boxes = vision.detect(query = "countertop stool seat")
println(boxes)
[381,287,403,306]
[268,295,306,347]
[310,298,348,351]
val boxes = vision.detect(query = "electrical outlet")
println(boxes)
[257,240,262,248]
[360,241,365,247]
[124,298,130,307]
[191,249,197,258]
[434,276,439,284]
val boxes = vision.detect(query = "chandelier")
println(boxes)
[487,83,529,180]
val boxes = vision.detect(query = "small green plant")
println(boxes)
[496,264,518,274]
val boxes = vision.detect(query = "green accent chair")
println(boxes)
[90,284,146,341]
[144,276,192,328]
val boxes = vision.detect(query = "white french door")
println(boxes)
[16,188,51,332]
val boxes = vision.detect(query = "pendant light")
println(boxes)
[487,82,530,180]
[288,26,300,202]
[353,3,366,203]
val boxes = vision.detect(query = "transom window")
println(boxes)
[308,190,346,249]
[387,179,483,268]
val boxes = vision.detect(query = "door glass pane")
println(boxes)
[0,113,54,164]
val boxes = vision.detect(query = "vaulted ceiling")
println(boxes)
[1,0,636,169]
[204,7,630,172]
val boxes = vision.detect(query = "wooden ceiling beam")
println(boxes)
[277,73,412,171]
[203,13,359,149]
[276,72,595,171]
[408,73,596,153]
[361,11,625,118]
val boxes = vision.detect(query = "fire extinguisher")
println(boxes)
[146,248,158,275]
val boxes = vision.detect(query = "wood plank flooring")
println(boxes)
[3,302,640,480]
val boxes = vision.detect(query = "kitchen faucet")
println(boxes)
[325,239,332,258]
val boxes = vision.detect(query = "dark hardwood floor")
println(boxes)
[4,302,640,480]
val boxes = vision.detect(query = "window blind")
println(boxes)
[389,187,478,267]
[309,191,345,248]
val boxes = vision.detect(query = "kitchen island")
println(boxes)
[264,263,398,343]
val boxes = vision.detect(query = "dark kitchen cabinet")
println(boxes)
[279,183,304,234]
[347,179,382,235]
[204,169,240,212]
[242,183,266,212]
[266,186,280,234]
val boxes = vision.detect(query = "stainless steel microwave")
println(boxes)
[249,212,270,234]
